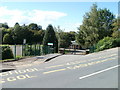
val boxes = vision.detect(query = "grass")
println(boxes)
[0,58,15,62]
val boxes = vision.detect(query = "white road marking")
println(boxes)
[79,65,119,80]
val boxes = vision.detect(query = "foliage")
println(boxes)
[28,23,42,30]
[59,32,72,48]
[54,26,76,48]
[112,18,120,38]
[3,33,14,44]
[2,46,14,60]
[43,24,58,53]
[13,25,34,44]
[2,22,45,45]
[31,30,45,44]
[112,31,120,38]
[0,23,9,29]
[77,4,115,48]
[95,37,120,51]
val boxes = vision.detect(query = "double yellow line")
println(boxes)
[43,54,117,74]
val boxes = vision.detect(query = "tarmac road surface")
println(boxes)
[1,48,119,88]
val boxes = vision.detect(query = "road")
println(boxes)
[1,47,119,88]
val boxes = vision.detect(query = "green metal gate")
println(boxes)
[22,44,54,56]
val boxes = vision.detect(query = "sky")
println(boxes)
[0,1,118,32]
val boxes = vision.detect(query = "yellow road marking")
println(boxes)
[45,64,64,68]
[0,74,37,83]
[45,54,117,69]
[0,68,40,77]
[43,57,116,74]
[43,68,66,74]
[66,57,116,70]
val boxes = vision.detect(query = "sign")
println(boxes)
[23,39,26,44]
[48,43,53,46]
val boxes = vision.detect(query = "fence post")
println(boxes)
[14,44,16,60]
[22,45,23,57]
[34,44,36,56]
[39,45,40,56]
[30,45,32,56]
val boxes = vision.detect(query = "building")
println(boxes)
[70,41,81,50]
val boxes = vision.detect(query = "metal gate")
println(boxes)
[22,44,54,56]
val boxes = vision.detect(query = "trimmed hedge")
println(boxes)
[2,46,14,60]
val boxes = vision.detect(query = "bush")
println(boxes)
[95,37,119,52]
[113,38,120,47]
[2,46,14,60]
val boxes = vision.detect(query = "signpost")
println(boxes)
[23,39,26,44]
[48,43,53,53]
[48,43,53,46]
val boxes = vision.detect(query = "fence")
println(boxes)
[89,45,97,53]
[6,44,54,60]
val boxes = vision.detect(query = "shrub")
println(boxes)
[2,46,14,60]
[95,37,117,52]
[113,38,120,47]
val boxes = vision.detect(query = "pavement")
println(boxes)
[0,47,119,88]
[0,53,61,72]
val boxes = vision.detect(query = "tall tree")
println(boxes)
[2,23,9,29]
[32,30,45,44]
[97,8,115,39]
[77,4,99,48]
[77,4,115,48]
[59,32,72,48]
[28,23,42,30]
[54,26,76,48]
[13,24,33,44]
[43,24,58,53]
[112,18,120,38]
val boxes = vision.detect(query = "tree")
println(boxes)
[59,32,72,48]
[13,23,23,44]
[54,26,76,48]
[77,4,115,48]
[69,31,76,41]
[13,24,33,44]
[3,33,14,44]
[77,4,99,48]
[43,24,58,53]
[14,22,20,27]
[32,30,45,44]
[97,8,115,39]
[2,23,9,29]
[112,18,120,38]
[28,23,42,30]
[2,28,14,44]
[54,26,64,49]
[2,28,8,40]
[22,26,34,44]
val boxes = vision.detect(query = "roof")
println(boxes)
[71,41,79,45]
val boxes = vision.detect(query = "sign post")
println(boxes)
[48,43,53,53]
[23,39,26,45]
[48,43,53,46]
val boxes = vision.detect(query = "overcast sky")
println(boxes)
[0,1,118,32]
